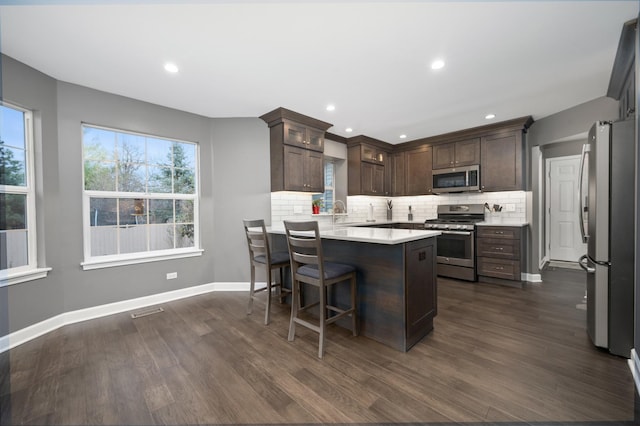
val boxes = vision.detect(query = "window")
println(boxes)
[0,103,48,285]
[312,160,335,213]
[81,124,201,269]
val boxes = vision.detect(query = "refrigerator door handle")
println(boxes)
[578,254,595,273]
[578,143,590,243]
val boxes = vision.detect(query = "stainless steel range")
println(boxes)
[424,204,485,281]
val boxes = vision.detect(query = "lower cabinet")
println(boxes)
[476,226,524,284]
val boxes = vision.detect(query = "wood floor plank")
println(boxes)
[3,268,636,424]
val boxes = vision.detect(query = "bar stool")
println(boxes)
[283,220,358,358]
[243,219,291,325]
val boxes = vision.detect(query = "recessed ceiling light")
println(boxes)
[430,59,445,70]
[485,113,496,120]
[326,104,335,111]
[399,134,407,139]
[164,62,179,73]
[345,128,353,133]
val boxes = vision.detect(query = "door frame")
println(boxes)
[544,154,582,262]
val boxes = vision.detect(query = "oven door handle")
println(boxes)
[439,231,472,236]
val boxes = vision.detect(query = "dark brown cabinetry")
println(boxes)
[432,138,480,169]
[282,145,324,192]
[260,107,332,193]
[405,238,437,349]
[405,146,433,195]
[480,131,523,192]
[283,121,324,152]
[348,137,392,196]
[477,226,524,284]
[390,152,406,196]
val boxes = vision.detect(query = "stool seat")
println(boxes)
[243,219,291,325]
[284,220,358,358]
[254,250,290,265]
[298,262,356,280]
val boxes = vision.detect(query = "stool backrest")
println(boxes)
[283,220,324,272]
[243,219,271,264]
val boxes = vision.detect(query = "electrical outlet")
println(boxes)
[505,203,516,212]
[166,272,177,280]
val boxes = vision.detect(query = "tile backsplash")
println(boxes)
[271,191,528,227]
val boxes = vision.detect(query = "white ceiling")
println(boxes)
[1,1,638,143]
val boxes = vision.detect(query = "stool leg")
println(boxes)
[264,267,273,325]
[351,273,358,336]
[318,284,326,358]
[288,279,298,341]
[247,264,256,315]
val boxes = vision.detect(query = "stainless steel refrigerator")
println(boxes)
[578,119,635,358]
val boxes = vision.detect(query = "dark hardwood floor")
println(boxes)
[1,268,636,425]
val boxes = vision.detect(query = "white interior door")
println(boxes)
[546,155,586,262]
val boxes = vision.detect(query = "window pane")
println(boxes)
[173,168,195,194]
[83,127,116,162]
[173,142,196,169]
[148,166,173,193]
[119,225,147,254]
[90,226,117,256]
[117,133,145,164]
[89,198,117,226]
[149,199,173,224]
[118,163,146,192]
[149,224,174,251]
[0,230,28,270]
[0,144,26,186]
[0,193,26,230]
[84,160,116,191]
[325,162,334,187]
[0,105,25,149]
[147,138,173,166]
[118,198,148,225]
[175,200,193,223]
[176,225,194,248]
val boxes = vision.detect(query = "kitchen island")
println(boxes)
[269,225,440,352]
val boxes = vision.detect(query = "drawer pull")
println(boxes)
[493,247,504,251]
[494,266,504,270]
[494,231,504,235]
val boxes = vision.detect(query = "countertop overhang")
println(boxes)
[267,225,440,245]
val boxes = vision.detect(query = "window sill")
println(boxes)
[81,249,204,271]
[0,267,52,287]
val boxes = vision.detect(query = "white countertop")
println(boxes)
[268,225,440,245]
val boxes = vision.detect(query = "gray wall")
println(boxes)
[527,96,620,273]
[2,55,270,335]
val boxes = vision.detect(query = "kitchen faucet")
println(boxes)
[333,200,347,223]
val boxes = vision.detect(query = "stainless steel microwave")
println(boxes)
[432,165,480,193]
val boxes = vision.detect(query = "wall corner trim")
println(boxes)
[0,281,255,353]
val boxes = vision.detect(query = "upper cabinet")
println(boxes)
[607,19,637,120]
[480,131,523,192]
[260,107,332,193]
[348,136,392,196]
[390,152,406,196]
[405,146,433,196]
[432,138,480,169]
[283,121,324,152]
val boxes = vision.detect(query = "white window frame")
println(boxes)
[0,102,50,287]
[80,124,202,270]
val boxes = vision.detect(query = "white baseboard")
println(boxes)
[0,281,254,353]
[629,348,640,392]
[521,272,542,283]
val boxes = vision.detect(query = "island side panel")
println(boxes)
[321,238,407,351]
[405,237,437,350]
